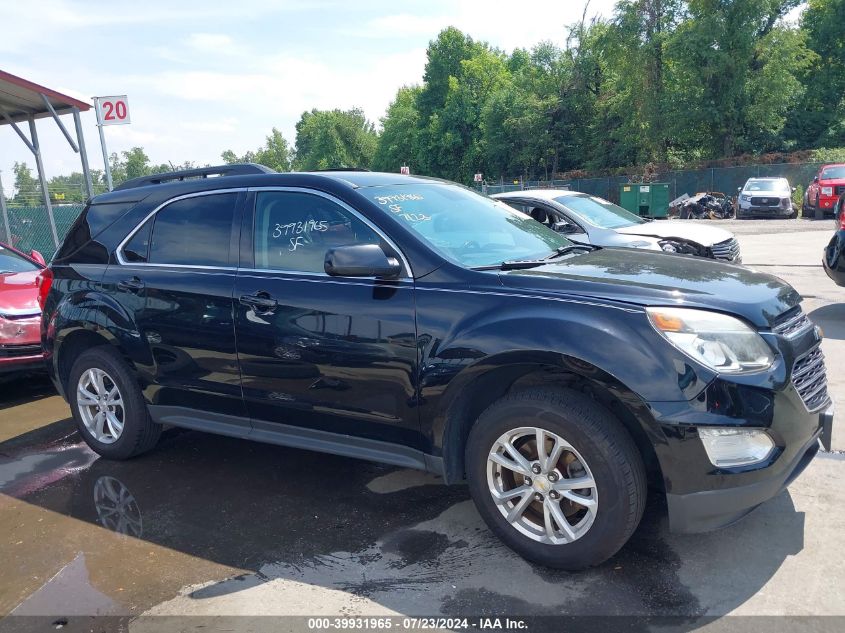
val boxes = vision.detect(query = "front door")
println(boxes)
[234,189,421,451]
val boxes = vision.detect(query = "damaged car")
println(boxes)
[493,190,741,263]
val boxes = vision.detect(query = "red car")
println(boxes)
[0,242,47,374]
[804,163,845,217]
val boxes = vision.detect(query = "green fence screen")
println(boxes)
[0,204,85,261]
[481,162,822,204]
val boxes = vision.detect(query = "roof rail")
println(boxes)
[113,163,276,191]
[310,167,371,172]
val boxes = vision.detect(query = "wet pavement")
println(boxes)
[1,222,844,631]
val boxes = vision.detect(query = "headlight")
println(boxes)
[821,186,833,196]
[698,428,774,467]
[782,198,792,208]
[740,194,751,202]
[646,307,775,373]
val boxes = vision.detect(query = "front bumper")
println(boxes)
[740,204,793,216]
[666,407,829,533]
[647,320,832,533]
[0,351,46,374]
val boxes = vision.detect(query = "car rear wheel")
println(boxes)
[69,347,161,459]
[466,387,646,570]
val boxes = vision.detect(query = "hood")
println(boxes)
[742,188,791,197]
[615,221,733,247]
[498,248,799,328]
[0,270,41,316]
[818,177,845,185]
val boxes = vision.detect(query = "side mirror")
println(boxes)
[552,222,580,234]
[324,244,401,278]
[814,176,819,183]
[791,186,797,193]
[30,250,46,266]
[737,187,742,192]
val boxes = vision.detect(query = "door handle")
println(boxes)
[118,277,145,292]
[240,292,278,312]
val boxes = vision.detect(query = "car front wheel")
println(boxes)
[466,388,646,569]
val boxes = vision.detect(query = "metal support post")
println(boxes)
[72,108,94,199]
[0,171,11,244]
[28,117,60,247]
[94,98,113,191]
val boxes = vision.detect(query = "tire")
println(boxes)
[68,346,161,460]
[465,387,646,570]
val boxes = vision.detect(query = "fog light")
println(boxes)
[698,427,774,467]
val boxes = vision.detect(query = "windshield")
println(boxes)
[553,194,645,229]
[359,184,572,267]
[0,246,39,273]
[820,166,845,180]
[744,179,789,192]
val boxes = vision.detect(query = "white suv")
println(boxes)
[737,177,796,219]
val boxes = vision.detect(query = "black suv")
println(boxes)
[40,165,833,569]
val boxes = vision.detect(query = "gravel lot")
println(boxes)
[0,218,842,632]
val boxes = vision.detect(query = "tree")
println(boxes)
[222,127,293,172]
[293,108,378,170]
[12,162,40,206]
[786,0,845,147]
[372,86,421,173]
[669,0,809,157]
[109,147,170,185]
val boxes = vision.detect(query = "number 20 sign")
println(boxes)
[95,95,130,126]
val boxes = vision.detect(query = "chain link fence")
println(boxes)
[0,204,86,260]
[480,162,822,204]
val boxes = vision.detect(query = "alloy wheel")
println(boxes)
[486,426,598,544]
[76,368,125,444]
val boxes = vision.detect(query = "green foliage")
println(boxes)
[222,128,292,172]
[293,108,378,171]
[809,146,845,162]
[109,147,171,186]
[11,162,40,205]
[792,182,804,210]
[372,86,421,173]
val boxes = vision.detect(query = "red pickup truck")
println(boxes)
[804,163,845,217]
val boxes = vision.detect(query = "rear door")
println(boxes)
[107,190,247,424]
[233,188,422,454]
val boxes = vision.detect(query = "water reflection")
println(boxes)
[93,475,143,538]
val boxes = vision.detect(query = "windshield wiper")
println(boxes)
[542,244,596,260]
[471,245,597,271]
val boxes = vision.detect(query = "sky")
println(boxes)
[0,0,618,192]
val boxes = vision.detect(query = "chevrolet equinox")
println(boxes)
[39,165,834,569]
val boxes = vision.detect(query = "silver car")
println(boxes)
[737,177,796,218]
[493,189,741,263]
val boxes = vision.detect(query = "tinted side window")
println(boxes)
[254,191,380,273]
[123,218,152,263]
[148,194,237,266]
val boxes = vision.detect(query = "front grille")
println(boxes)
[750,196,780,206]
[835,185,845,196]
[772,308,813,338]
[791,346,829,412]
[710,237,741,262]
[0,343,42,358]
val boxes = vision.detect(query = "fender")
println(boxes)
[414,293,716,461]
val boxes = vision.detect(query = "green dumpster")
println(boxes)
[619,182,670,218]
